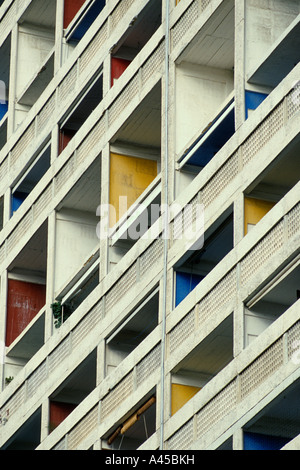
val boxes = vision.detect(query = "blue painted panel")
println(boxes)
[11,191,28,216]
[175,271,204,306]
[184,106,235,168]
[0,101,8,121]
[70,0,106,41]
[244,432,289,450]
[245,90,268,119]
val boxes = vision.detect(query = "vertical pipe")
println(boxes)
[160,0,170,451]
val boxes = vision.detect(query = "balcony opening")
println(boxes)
[4,222,48,382]
[6,221,48,349]
[105,393,156,450]
[110,0,162,87]
[174,0,235,162]
[65,0,106,44]
[244,257,300,348]
[0,34,11,148]
[105,288,159,376]
[49,350,97,433]
[1,408,41,450]
[11,142,51,217]
[16,0,56,126]
[245,0,300,89]
[243,378,300,450]
[244,136,300,235]
[176,100,235,195]
[108,82,161,265]
[58,71,103,154]
[171,315,233,415]
[55,265,99,328]
[54,157,100,297]
[174,210,234,307]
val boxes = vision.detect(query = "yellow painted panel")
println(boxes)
[109,153,157,227]
[244,197,276,235]
[171,383,201,416]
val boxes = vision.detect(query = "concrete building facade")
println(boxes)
[0,0,299,450]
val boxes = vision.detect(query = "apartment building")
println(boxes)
[0,0,299,451]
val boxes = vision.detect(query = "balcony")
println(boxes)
[247,12,300,89]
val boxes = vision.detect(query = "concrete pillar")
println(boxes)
[234,0,246,130]
[40,399,50,442]
[7,24,18,137]
[99,142,110,281]
[54,0,65,73]
[233,428,244,450]
[0,272,8,391]
[45,211,56,341]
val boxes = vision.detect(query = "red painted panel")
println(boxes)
[59,129,76,154]
[50,402,77,431]
[111,57,131,87]
[6,279,46,347]
[64,0,86,29]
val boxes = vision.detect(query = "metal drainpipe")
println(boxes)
[160,0,170,451]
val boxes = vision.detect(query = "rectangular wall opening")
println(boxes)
[11,142,51,216]
[59,71,103,154]
[105,393,156,450]
[15,0,56,127]
[105,288,159,376]
[107,83,161,267]
[244,257,300,348]
[243,379,300,450]
[4,222,48,384]
[0,34,11,150]
[49,350,97,432]
[1,408,42,450]
[244,136,300,236]
[175,0,235,163]
[65,0,106,44]
[110,0,162,86]
[171,315,233,415]
[54,157,100,297]
[174,210,234,307]
[245,0,300,89]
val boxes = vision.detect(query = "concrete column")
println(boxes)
[102,53,111,98]
[234,283,244,358]
[0,272,8,392]
[40,399,50,442]
[3,187,11,226]
[54,0,64,73]
[234,0,246,130]
[51,125,59,164]
[7,24,18,137]
[233,428,244,450]
[96,339,106,386]
[233,192,245,246]
[99,142,110,280]
[45,211,56,341]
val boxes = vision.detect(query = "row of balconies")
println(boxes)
[1,104,299,448]
[4,180,296,450]
[1,54,298,390]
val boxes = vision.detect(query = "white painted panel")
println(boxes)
[54,210,98,293]
[175,62,234,155]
